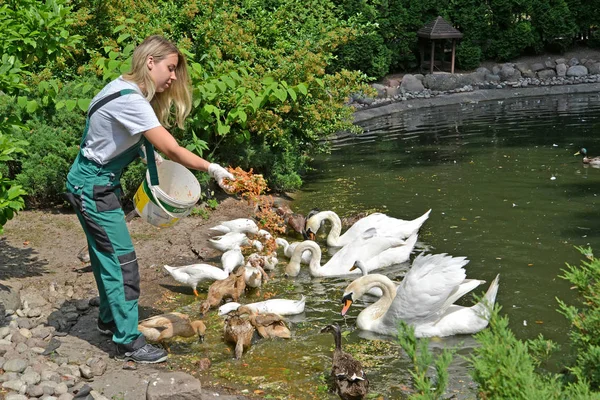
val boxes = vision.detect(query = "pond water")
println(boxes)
[174,93,600,399]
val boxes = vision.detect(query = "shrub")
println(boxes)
[456,41,482,70]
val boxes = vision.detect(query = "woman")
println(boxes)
[64,35,234,363]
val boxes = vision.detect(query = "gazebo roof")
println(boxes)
[417,16,463,39]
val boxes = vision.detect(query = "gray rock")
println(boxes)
[588,62,600,75]
[31,325,54,339]
[485,74,501,82]
[0,326,10,338]
[0,355,4,369]
[87,357,107,377]
[492,65,500,75]
[21,371,41,385]
[74,300,89,312]
[556,63,567,77]
[0,283,22,313]
[88,297,101,307]
[146,372,202,400]
[400,74,425,92]
[28,384,46,397]
[3,358,28,373]
[568,57,579,66]
[567,65,588,77]
[538,69,557,79]
[498,65,522,81]
[41,396,59,400]
[10,330,27,345]
[15,342,28,353]
[544,59,556,69]
[79,364,94,379]
[38,380,58,395]
[371,83,387,98]
[515,62,534,78]
[28,307,42,318]
[5,393,28,400]
[530,63,545,72]
[58,394,74,400]
[20,290,47,309]
[555,58,567,64]
[3,378,26,393]
[55,382,68,395]
[41,369,61,383]
[423,73,460,91]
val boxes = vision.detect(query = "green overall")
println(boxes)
[65,89,158,346]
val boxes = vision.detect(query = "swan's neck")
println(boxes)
[357,276,396,326]
[318,211,343,246]
[287,241,322,276]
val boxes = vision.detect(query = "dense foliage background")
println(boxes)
[1,0,600,213]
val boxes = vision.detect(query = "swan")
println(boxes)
[218,295,306,316]
[138,312,206,351]
[221,248,244,273]
[341,253,500,338]
[321,324,369,400]
[276,238,312,264]
[350,260,402,298]
[209,232,263,252]
[164,264,228,296]
[210,218,259,235]
[304,209,431,248]
[285,232,406,277]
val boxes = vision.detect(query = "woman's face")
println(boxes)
[147,53,178,92]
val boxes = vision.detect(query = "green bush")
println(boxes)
[330,32,393,79]
[456,41,482,70]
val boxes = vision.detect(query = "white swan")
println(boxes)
[285,232,406,277]
[164,264,228,296]
[209,232,263,252]
[221,248,244,274]
[218,295,306,316]
[210,218,259,235]
[275,238,312,264]
[305,209,431,248]
[341,253,500,337]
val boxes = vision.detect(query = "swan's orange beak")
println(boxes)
[341,295,353,316]
[349,263,358,271]
[307,231,315,241]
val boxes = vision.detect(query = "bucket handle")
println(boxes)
[148,184,183,220]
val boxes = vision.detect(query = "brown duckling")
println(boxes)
[275,204,307,236]
[138,312,206,352]
[223,309,255,359]
[200,267,247,314]
[238,306,291,339]
[321,324,369,400]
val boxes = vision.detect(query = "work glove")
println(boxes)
[208,163,235,193]
[139,146,164,165]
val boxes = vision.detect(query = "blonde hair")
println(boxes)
[123,35,192,129]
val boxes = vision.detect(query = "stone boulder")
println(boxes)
[538,69,557,79]
[498,64,522,81]
[146,372,202,400]
[515,63,535,78]
[567,65,588,77]
[400,74,424,92]
[556,63,567,77]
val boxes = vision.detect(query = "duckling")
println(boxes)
[210,218,259,235]
[275,204,307,236]
[575,148,600,166]
[244,264,267,288]
[223,309,255,360]
[138,312,206,352]
[163,264,228,296]
[321,324,369,400]
[239,306,291,339]
[246,252,278,271]
[200,267,247,314]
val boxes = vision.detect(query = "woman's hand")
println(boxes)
[208,163,235,193]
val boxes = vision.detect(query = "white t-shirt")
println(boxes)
[82,77,161,165]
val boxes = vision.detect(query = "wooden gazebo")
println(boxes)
[417,16,463,74]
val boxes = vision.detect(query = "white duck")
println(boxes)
[305,209,431,248]
[221,248,245,274]
[341,253,500,338]
[218,295,306,316]
[244,264,267,288]
[209,232,263,253]
[285,231,406,277]
[276,238,312,264]
[210,218,259,235]
[164,264,228,296]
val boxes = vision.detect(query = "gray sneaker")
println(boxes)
[116,336,168,364]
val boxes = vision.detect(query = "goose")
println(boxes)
[239,306,292,339]
[340,253,500,338]
[138,312,206,351]
[321,324,369,400]
[223,309,255,360]
[163,264,228,296]
[218,295,306,316]
[285,232,406,277]
[209,232,263,253]
[221,248,245,274]
[276,238,312,264]
[304,209,431,248]
[575,147,600,166]
[210,218,259,235]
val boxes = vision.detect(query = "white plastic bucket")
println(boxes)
[133,160,201,228]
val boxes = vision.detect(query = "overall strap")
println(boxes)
[81,89,138,147]
[143,138,160,186]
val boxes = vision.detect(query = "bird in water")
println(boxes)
[575,148,600,166]
[321,324,369,400]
